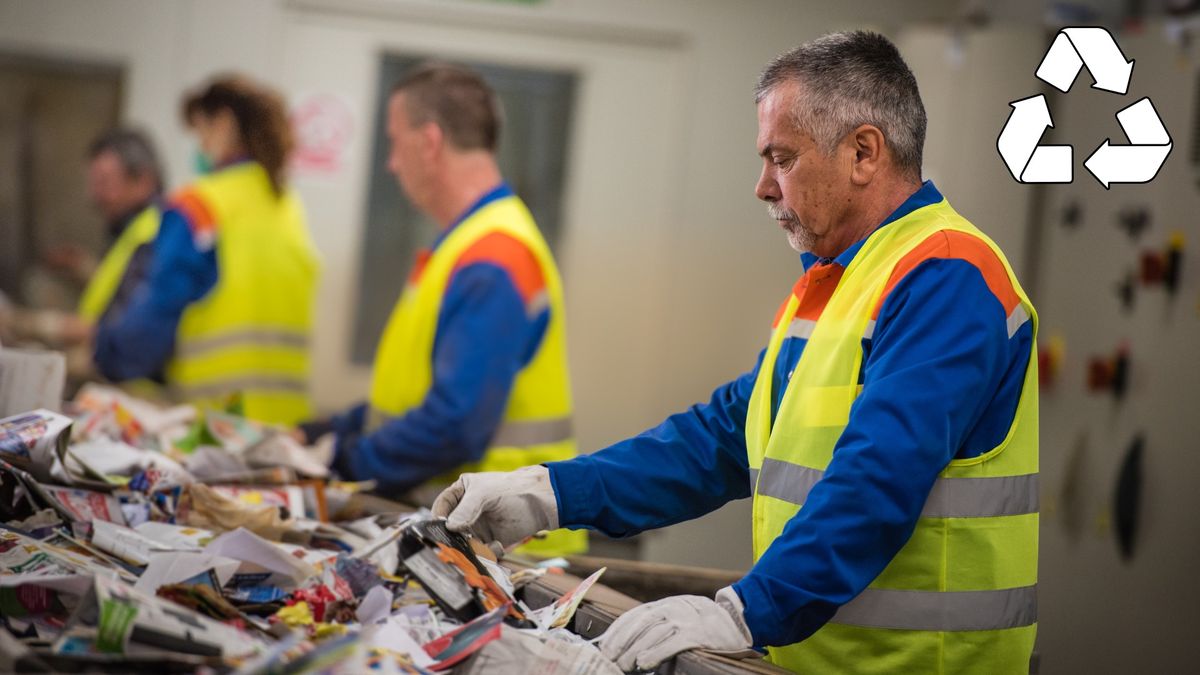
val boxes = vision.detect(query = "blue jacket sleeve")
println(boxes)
[731,258,1032,648]
[93,209,218,381]
[331,263,546,494]
[331,403,367,438]
[297,403,366,445]
[546,354,759,539]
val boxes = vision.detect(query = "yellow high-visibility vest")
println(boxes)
[78,205,161,322]
[165,163,319,426]
[745,198,1038,673]
[367,194,586,557]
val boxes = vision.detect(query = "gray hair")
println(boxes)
[755,31,926,180]
[87,128,165,193]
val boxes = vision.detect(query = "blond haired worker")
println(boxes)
[436,32,1037,673]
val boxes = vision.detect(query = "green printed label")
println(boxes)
[96,599,138,653]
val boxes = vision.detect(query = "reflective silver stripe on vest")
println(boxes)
[922,472,1039,519]
[786,318,816,340]
[176,374,308,400]
[757,457,822,505]
[177,329,310,359]
[1007,305,1031,339]
[749,466,760,490]
[755,458,1038,518]
[831,584,1037,632]
[490,417,573,447]
[527,290,550,319]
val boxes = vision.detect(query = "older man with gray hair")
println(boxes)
[436,31,1038,673]
[9,129,164,349]
[74,128,165,325]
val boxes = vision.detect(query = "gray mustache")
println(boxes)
[768,204,797,222]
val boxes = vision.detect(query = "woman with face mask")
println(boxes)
[94,75,321,425]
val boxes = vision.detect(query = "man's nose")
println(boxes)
[755,168,780,203]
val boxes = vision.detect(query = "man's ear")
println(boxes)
[420,122,444,162]
[849,124,885,186]
[134,171,158,195]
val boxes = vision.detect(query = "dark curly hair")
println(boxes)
[182,75,293,195]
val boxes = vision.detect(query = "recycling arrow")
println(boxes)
[997,94,1072,183]
[997,26,1169,186]
[1036,27,1134,94]
[1083,97,1172,188]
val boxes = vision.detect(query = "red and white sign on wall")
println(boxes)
[290,93,355,176]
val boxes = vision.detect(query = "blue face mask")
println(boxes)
[193,149,214,175]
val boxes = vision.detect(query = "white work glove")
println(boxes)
[600,587,753,672]
[431,465,558,549]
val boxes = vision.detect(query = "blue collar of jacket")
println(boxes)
[430,182,515,251]
[800,180,942,271]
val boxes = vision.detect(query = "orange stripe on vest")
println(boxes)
[874,230,1022,320]
[452,231,546,307]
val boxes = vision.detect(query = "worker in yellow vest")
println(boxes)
[296,63,585,557]
[10,129,163,351]
[75,129,165,328]
[435,32,1037,673]
[95,75,320,425]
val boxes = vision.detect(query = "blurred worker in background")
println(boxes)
[95,75,320,425]
[436,31,1038,673]
[7,129,164,350]
[297,63,585,557]
[75,129,165,330]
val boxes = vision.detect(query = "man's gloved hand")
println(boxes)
[600,587,754,672]
[431,465,558,549]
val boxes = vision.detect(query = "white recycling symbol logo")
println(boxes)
[997,27,1171,188]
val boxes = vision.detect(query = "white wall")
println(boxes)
[898,24,1050,278]
[0,0,289,204]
